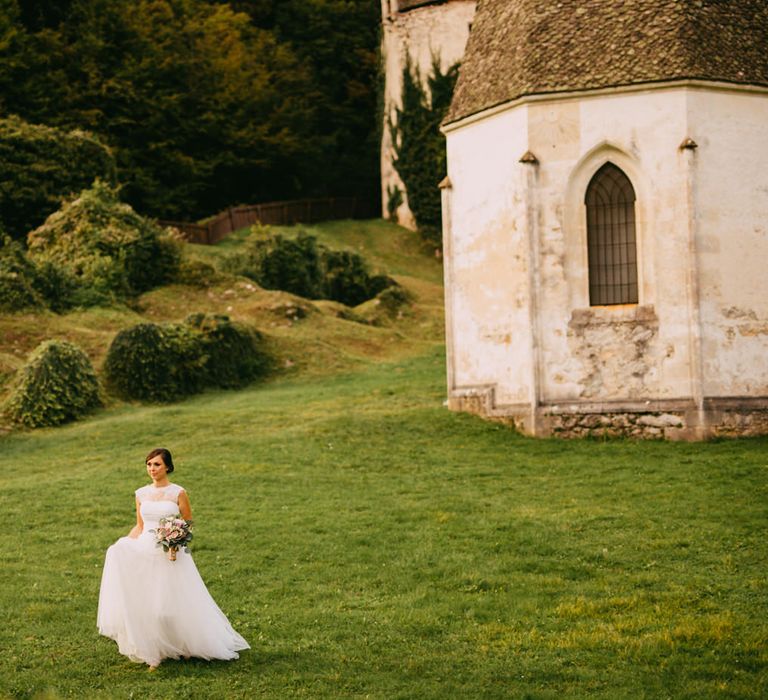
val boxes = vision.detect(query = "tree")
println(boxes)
[390,55,459,248]
[0,0,381,220]
[0,0,317,218]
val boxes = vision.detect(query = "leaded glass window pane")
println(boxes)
[585,163,638,305]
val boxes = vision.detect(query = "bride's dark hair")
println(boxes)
[146,447,174,474]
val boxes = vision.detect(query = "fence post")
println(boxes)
[227,208,235,236]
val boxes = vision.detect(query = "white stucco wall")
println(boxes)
[444,107,534,407]
[443,83,768,419]
[380,0,475,228]
[688,89,768,397]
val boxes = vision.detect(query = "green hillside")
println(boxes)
[0,219,445,421]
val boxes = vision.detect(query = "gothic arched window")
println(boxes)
[585,163,638,305]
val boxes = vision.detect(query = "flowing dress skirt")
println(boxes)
[97,532,249,667]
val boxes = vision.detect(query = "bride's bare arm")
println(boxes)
[178,490,192,521]
[128,497,143,538]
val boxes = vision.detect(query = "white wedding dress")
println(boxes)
[97,483,249,667]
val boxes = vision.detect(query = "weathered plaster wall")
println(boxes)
[688,89,768,397]
[380,0,475,228]
[537,88,693,403]
[442,83,768,437]
[444,107,533,408]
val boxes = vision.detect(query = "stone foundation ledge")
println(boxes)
[546,410,687,440]
[711,409,768,438]
[447,390,768,440]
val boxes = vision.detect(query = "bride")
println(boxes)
[97,448,249,669]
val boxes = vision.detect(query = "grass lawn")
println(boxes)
[1,219,766,697]
[1,347,767,699]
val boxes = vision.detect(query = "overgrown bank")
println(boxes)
[0,216,445,431]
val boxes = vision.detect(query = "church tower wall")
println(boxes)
[380,0,475,229]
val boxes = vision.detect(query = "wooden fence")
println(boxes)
[159,196,378,245]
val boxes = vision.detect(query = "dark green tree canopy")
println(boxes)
[0,115,116,239]
[0,0,380,222]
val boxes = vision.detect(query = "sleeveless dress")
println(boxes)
[97,483,249,667]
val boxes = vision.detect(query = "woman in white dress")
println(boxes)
[97,448,249,669]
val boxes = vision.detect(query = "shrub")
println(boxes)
[29,260,78,313]
[225,227,397,307]
[174,258,219,287]
[104,316,270,403]
[355,284,415,327]
[27,181,181,306]
[6,340,101,428]
[228,232,325,299]
[0,116,117,240]
[185,313,271,389]
[0,234,44,312]
[103,323,186,403]
[376,285,414,315]
[322,250,377,307]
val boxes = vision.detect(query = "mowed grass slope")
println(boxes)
[0,347,767,699]
[1,219,767,698]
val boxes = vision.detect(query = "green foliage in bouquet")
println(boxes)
[0,116,117,240]
[26,181,180,307]
[6,340,102,428]
[153,515,194,558]
[0,234,45,312]
[224,229,397,307]
[104,315,271,403]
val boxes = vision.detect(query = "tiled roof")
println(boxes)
[446,0,768,124]
[397,0,450,11]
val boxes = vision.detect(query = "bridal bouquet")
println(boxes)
[152,515,193,561]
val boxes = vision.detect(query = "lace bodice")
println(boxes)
[136,483,184,504]
[136,483,185,531]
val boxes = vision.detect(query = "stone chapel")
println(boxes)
[438,0,768,439]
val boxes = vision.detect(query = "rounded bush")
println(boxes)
[6,340,101,428]
[253,232,325,299]
[104,316,271,403]
[186,314,271,389]
[0,270,41,313]
[29,260,78,313]
[376,285,414,315]
[322,250,375,306]
[103,323,184,403]
[174,258,219,287]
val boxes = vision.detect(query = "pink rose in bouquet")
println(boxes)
[152,515,193,561]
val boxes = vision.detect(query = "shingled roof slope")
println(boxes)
[397,0,446,10]
[446,0,768,124]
